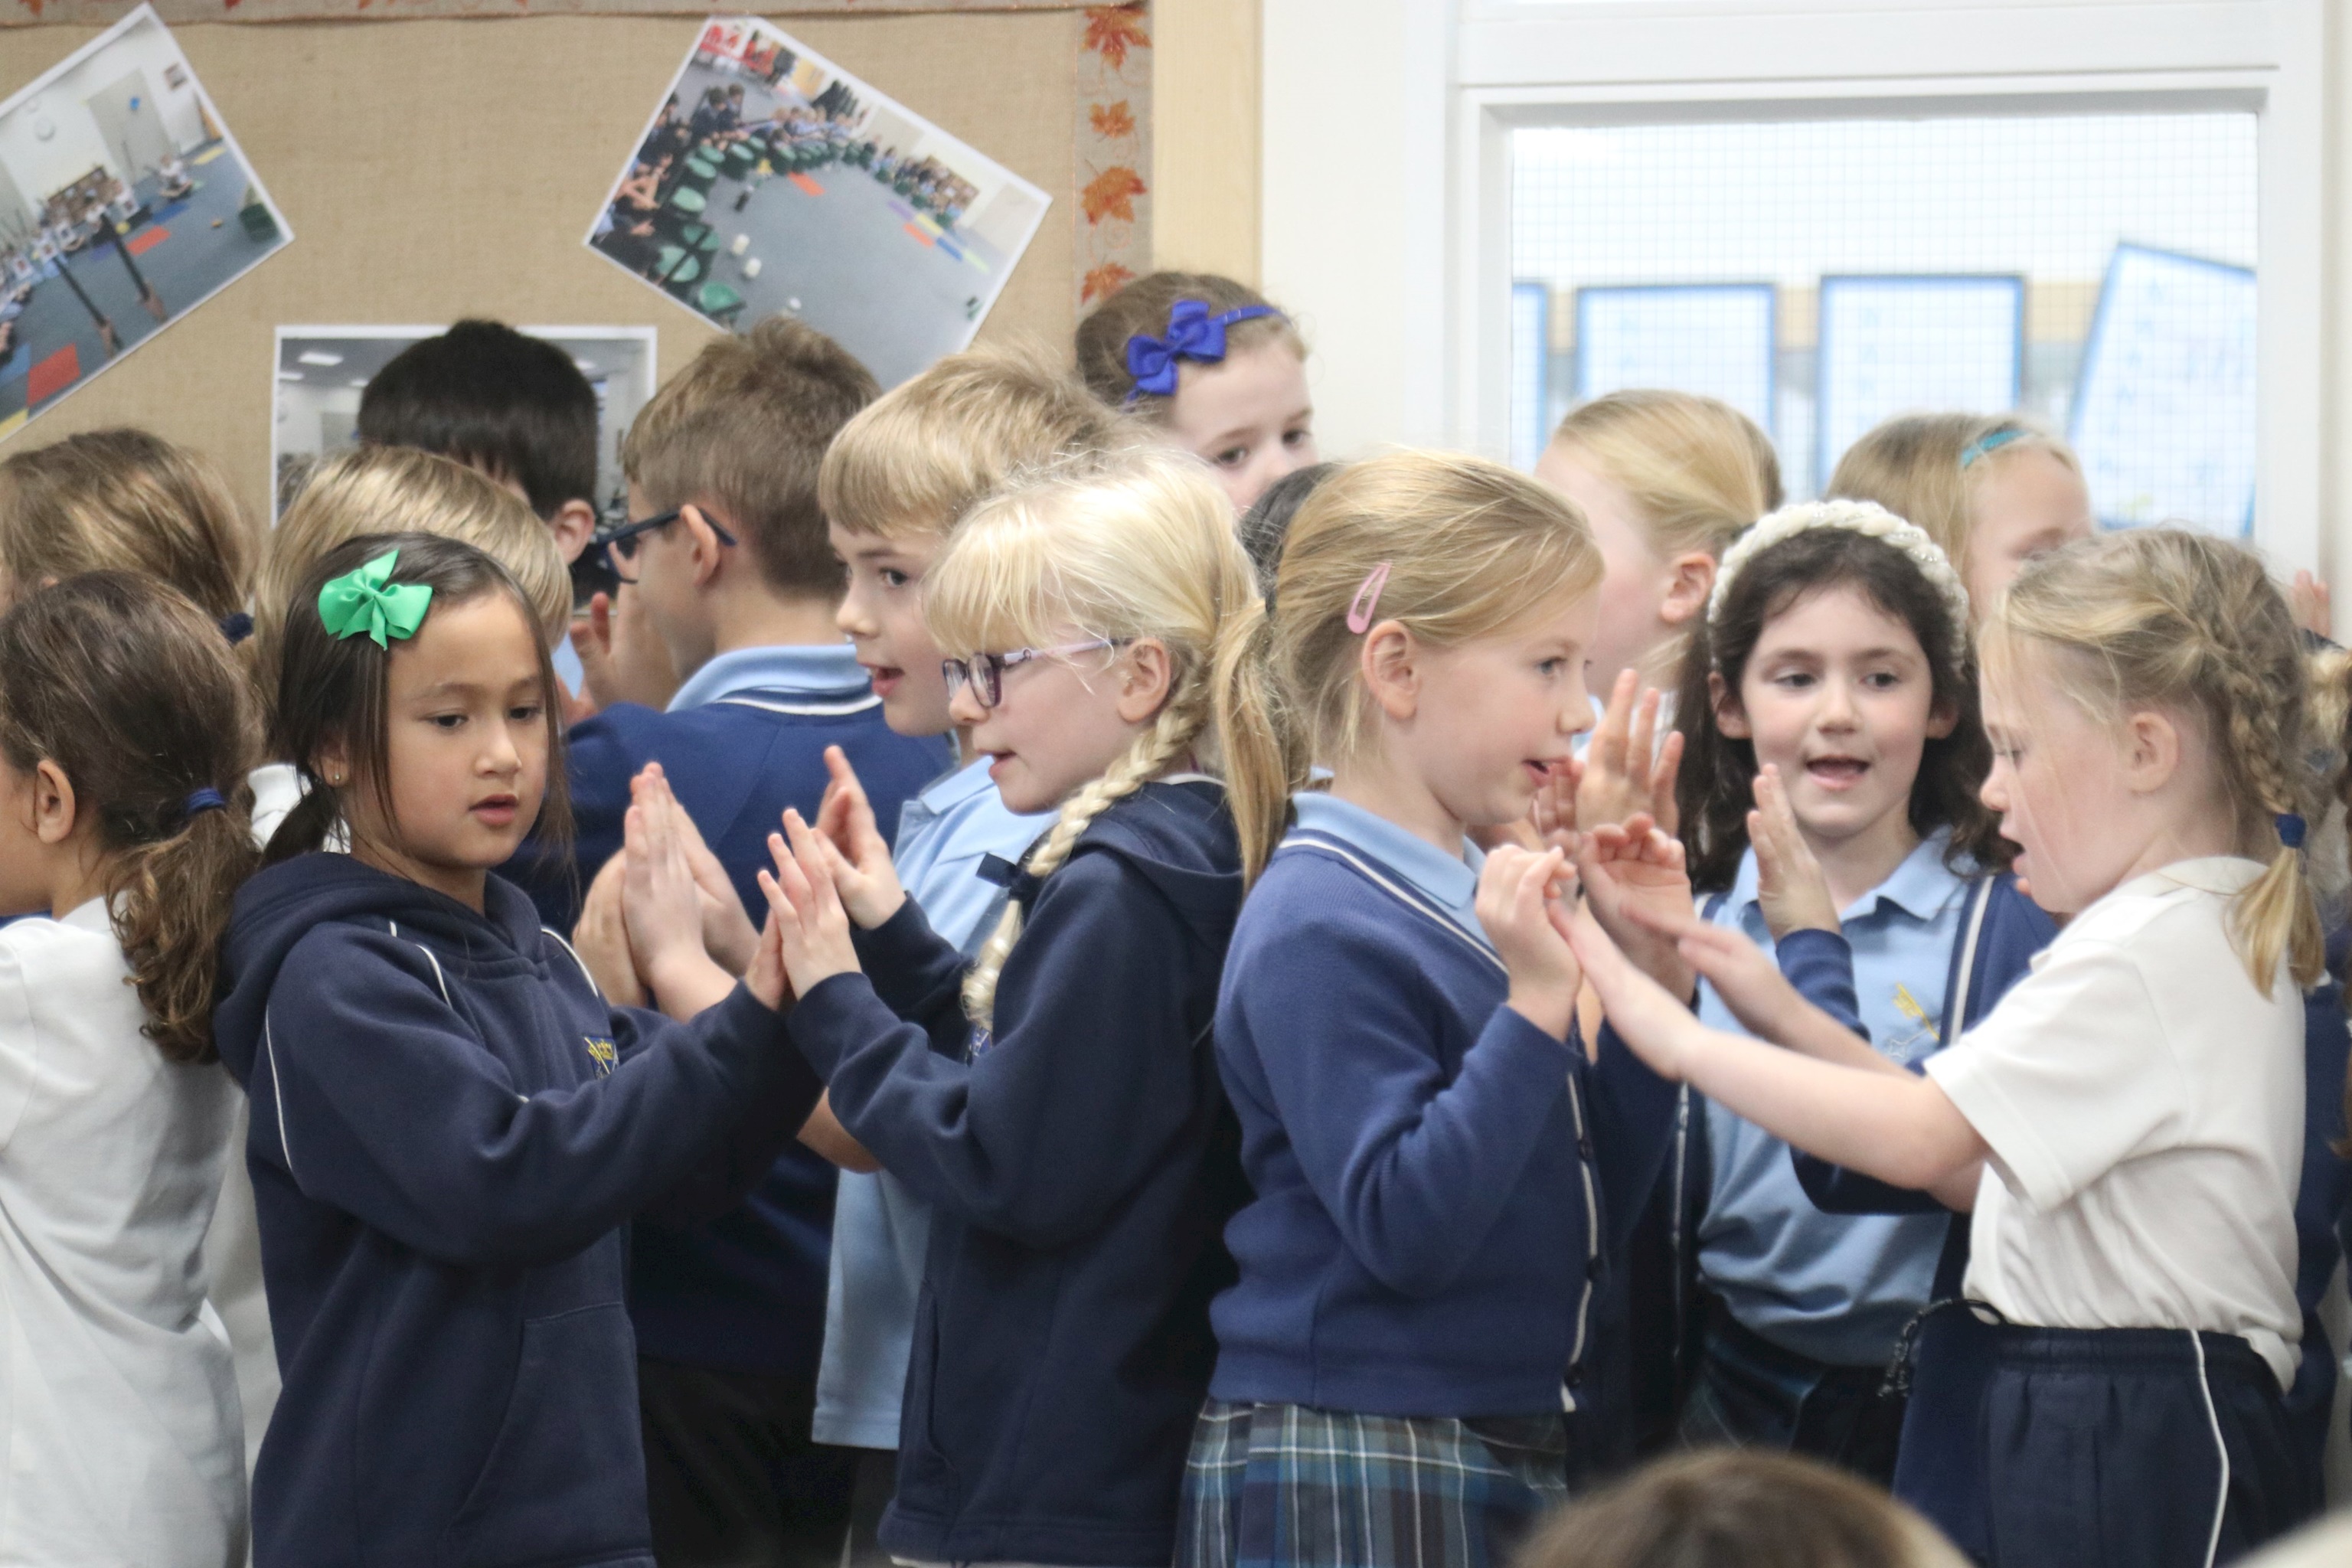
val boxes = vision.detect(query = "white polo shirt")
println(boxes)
[1926,857,2305,1388]
[0,900,247,1563]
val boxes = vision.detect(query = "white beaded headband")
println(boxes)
[1707,499,1972,666]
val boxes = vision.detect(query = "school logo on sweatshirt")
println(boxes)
[583,1036,618,1076]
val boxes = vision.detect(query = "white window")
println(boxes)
[1263,0,2322,561]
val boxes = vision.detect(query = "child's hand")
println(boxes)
[755,810,864,1001]
[573,854,648,1008]
[1576,670,1683,835]
[573,586,681,714]
[1529,757,1582,857]
[1623,900,1811,1045]
[2292,569,2333,639]
[1476,844,1582,1040]
[646,766,759,975]
[812,746,907,929]
[1575,814,1697,1002]
[622,769,717,1001]
[1749,765,1841,939]
[1559,902,1704,1081]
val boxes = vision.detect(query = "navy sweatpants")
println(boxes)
[1893,1315,2314,1568]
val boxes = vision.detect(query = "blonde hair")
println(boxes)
[1983,528,2321,991]
[1550,389,1783,561]
[257,446,570,712]
[1829,412,2082,582]
[0,427,254,619]
[923,446,1257,1027]
[1214,450,1604,884]
[819,342,1122,541]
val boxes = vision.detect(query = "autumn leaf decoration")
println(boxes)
[1089,101,1138,142]
[1081,165,1147,227]
[1084,263,1138,305]
[1083,5,1151,71]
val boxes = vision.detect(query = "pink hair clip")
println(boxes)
[1345,562,1393,634]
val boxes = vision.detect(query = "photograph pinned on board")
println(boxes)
[587,15,1050,387]
[271,325,658,524]
[0,3,290,436]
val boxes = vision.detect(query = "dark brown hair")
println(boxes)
[1518,1450,1962,1568]
[266,531,570,867]
[0,571,259,1063]
[1073,270,1305,417]
[621,316,878,599]
[1674,526,2006,893]
[358,319,599,521]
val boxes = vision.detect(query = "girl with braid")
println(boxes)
[761,446,1257,1568]
[1572,528,2323,1566]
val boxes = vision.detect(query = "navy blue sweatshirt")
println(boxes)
[787,779,1244,1567]
[1210,822,1679,1419]
[212,854,819,1568]
[506,658,946,1378]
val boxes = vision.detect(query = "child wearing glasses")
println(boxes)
[804,345,1113,1563]
[517,318,946,1568]
[752,445,1255,1568]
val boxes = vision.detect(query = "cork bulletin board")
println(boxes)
[0,2,1153,524]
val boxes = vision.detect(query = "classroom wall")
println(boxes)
[1152,0,1259,284]
[0,10,1083,527]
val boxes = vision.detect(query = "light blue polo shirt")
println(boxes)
[1697,828,1970,1367]
[811,754,1052,1449]
[1287,791,1487,941]
[665,642,875,714]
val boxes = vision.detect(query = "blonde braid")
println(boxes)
[962,668,1213,1028]
[2200,580,2324,991]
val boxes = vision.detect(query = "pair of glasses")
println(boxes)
[942,638,1127,710]
[597,508,739,584]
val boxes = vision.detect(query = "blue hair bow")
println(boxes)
[1124,300,1280,401]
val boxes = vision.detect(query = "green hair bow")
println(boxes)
[317,548,434,648]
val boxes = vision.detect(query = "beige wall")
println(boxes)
[0,11,1083,528]
[1151,0,1259,283]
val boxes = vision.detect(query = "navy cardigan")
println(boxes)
[786,780,1246,1567]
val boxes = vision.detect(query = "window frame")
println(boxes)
[1413,0,2323,564]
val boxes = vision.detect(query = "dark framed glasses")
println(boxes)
[942,638,1126,710]
[597,508,739,584]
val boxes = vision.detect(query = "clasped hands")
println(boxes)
[570,746,909,1017]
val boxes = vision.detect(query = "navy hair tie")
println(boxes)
[2278,812,2307,850]
[184,787,227,819]
[218,612,253,646]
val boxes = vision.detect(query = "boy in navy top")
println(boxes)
[512,317,946,1568]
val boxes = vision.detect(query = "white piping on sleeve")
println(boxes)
[262,1011,295,1178]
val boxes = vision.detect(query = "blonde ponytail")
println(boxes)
[1213,595,1308,885]
[923,445,1256,1031]
[1208,450,1604,887]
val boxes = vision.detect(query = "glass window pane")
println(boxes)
[1511,112,2258,533]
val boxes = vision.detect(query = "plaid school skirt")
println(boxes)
[1175,1400,1572,1568]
